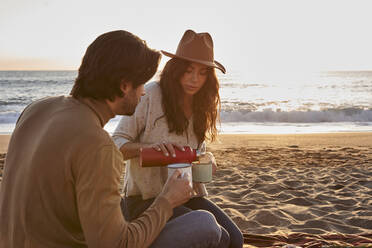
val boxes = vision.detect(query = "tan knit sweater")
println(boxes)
[0,96,172,248]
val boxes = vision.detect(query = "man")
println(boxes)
[0,30,226,247]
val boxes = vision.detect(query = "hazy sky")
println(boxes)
[1,0,372,73]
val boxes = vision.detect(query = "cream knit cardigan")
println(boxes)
[112,82,205,200]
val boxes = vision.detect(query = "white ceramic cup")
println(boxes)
[167,163,193,188]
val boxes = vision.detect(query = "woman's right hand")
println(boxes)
[150,142,186,158]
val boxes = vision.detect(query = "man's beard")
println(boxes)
[120,91,139,116]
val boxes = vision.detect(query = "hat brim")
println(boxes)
[161,50,226,74]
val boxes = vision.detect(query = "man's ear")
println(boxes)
[120,80,133,95]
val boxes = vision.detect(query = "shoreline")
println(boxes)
[0,135,10,153]
[209,132,372,149]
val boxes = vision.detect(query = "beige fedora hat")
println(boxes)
[161,29,226,74]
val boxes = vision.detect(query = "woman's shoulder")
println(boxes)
[143,81,163,105]
[144,81,161,95]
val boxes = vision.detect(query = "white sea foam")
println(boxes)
[220,108,372,123]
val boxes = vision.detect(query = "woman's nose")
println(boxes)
[191,72,199,82]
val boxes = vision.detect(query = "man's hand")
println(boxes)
[158,170,192,208]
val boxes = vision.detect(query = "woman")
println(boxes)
[112,29,243,248]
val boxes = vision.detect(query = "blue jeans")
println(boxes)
[150,210,229,248]
[122,196,243,248]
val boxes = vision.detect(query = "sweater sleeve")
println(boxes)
[75,144,173,248]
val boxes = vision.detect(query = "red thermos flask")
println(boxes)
[140,146,201,167]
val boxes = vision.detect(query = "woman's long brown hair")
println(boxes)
[159,58,220,145]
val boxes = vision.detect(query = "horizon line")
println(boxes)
[1,69,372,73]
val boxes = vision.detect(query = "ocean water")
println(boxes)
[1,70,372,134]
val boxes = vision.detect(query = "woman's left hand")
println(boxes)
[192,182,203,196]
[204,152,217,175]
[212,160,217,175]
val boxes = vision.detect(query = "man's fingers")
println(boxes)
[186,185,193,197]
[170,169,181,180]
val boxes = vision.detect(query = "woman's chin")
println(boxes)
[184,90,198,96]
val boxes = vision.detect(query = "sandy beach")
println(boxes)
[208,133,372,247]
[1,133,372,247]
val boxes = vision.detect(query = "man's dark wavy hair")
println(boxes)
[71,30,161,101]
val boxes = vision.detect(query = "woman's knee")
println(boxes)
[195,210,219,231]
[193,210,224,243]
[230,227,243,248]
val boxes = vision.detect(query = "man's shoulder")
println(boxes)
[79,127,114,148]
[27,95,67,108]
[25,96,81,114]
[27,96,104,141]
[18,96,74,123]
[70,119,116,157]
